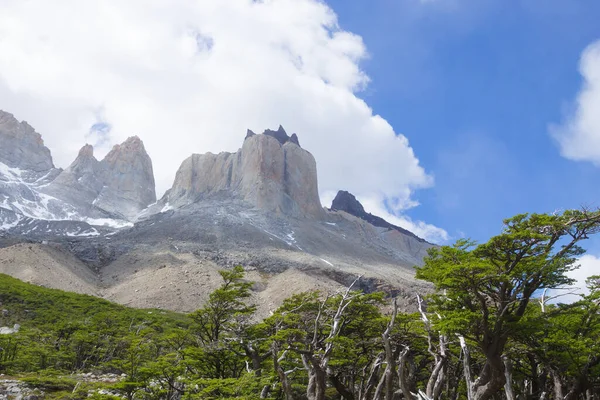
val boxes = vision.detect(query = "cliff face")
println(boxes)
[94,136,156,220]
[0,109,156,225]
[0,111,435,316]
[165,128,324,218]
[46,137,157,220]
[0,110,54,174]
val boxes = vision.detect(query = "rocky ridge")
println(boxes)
[157,126,322,218]
[0,110,434,314]
[0,110,156,230]
[331,190,426,242]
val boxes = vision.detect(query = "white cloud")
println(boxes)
[359,195,449,243]
[551,254,600,304]
[0,0,441,236]
[552,39,600,163]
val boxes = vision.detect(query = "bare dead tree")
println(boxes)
[289,276,362,400]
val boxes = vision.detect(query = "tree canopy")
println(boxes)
[1,209,599,399]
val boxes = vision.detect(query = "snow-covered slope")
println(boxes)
[0,110,152,235]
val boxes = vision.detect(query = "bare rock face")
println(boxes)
[0,110,54,173]
[331,190,428,243]
[94,137,157,220]
[46,145,105,209]
[44,137,157,221]
[282,141,322,217]
[166,127,324,218]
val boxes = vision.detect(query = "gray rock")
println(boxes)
[44,137,156,221]
[331,190,427,242]
[263,125,291,146]
[0,110,54,173]
[164,130,323,218]
[94,136,156,220]
[42,144,107,217]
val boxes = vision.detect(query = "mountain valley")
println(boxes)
[0,110,433,315]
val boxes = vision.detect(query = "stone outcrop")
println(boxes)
[331,190,427,242]
[45,144,105,211]
[46,137,157,220]
[0,323,20,334]
[0,109,156,225]
[93,136,156,220]
[0,110,54,173]
[165,127,323,218]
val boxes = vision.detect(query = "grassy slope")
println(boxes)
[0,273,187,329]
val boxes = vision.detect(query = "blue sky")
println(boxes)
[326,0,600,244]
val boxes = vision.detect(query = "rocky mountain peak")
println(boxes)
[289,133,300,146]
[0,110,54,172]
[42,136,156,221]
[331,190,427,243]
[77,144,95,158]
[68,144,100,173]
[165,127,322,218]
[331,191,366,216]
[262,125,301,147]
[95,136,156,220]
[245,129,256,140]
[103,136,146,162]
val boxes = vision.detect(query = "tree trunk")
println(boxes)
[502,355,516,400]
[303,354,328,400]
[361,354,383,400]
[551,370,564,400]
[272,344,294,400]
[458,335,508,400]
[398,347,414,400]
[381,298,398,400]
[330,374,355,400]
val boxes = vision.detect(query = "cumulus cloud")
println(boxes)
[550,254,600,304]
[552,39,600,163]
[0,0,445,241]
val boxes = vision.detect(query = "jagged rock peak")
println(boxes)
[0,110,54,172]
[331,191,366,216]
[290,133,300,146]
[104,135,146,159]
[262,125,301,147]
[331,190,427,243]
[96,135,156,220]
[0,110,36,136]
[77,144,95,158]
[166,128,322,218]
[245,129,256,140]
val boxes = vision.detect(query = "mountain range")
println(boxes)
[0,109,433,316]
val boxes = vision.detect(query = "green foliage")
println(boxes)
[416,209,600,399]
[20,375,77,392]
[1,209,599,400]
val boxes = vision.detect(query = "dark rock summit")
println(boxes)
[262,125,301,147]
[331,190,427,243]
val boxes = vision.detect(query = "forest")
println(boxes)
[0,210,599,400]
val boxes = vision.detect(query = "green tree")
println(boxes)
[415,209,600,400]
[188,266,257,379]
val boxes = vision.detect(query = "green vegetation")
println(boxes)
[0,209,599,399]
